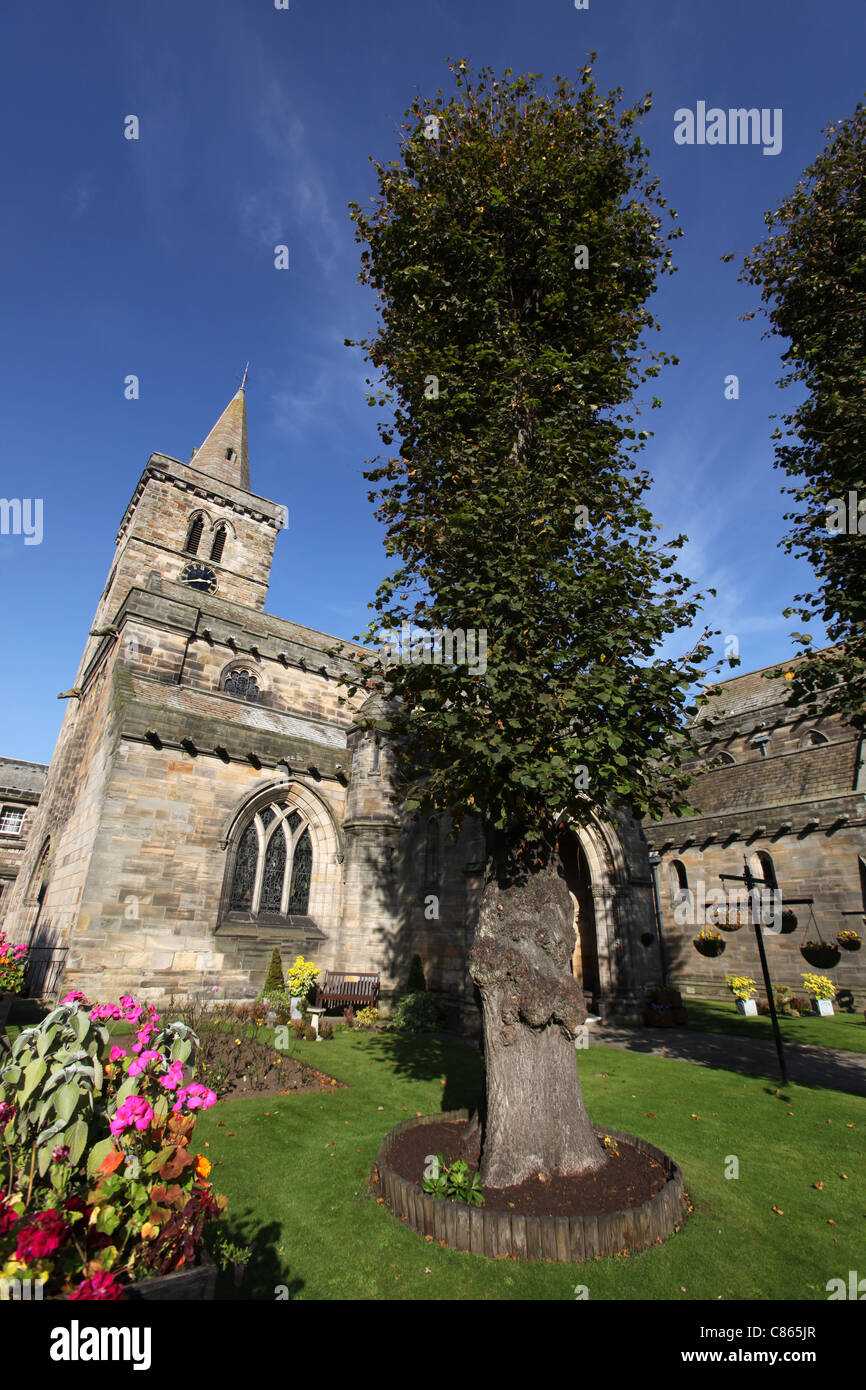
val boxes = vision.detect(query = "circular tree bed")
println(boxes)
[372,1109,687,1262]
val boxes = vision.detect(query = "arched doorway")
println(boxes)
[558,825,601,1012]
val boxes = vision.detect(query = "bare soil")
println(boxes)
[385,1118,668,1219]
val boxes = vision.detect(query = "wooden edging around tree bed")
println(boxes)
[371,1108,687,1262]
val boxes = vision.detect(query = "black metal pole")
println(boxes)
[743,859,788,1086]
[719,859,789,1086]
[648,854,668,985]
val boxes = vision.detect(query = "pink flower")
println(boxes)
[159,1059,185,1091]
[109,1096,154,1136]
[172,1082,217,1113]
[131,1023,155,1053]
[127,1049,164,1078]
[68,1270,124,1301]
[15,1209,69,1262]
[0,1100,15,1128]
[90,1003,123,1021]
[109,1045,127,1062]
[62,990,90,1006]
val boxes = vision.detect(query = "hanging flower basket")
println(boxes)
[694,933,726,958]
[837,930,862,952]
[800,942,841,969]
[779,910,798,935]
[716,913,744,933]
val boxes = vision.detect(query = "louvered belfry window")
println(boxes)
[184,515,204,555]
[210,525,227,564]
[229,805,311,916]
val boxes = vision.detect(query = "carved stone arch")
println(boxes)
[219,656,268,702]
[183,509,212,556]
[218,778,344,930]
[555,811,629,1012]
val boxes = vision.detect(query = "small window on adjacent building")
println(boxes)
[718,751,736,765]
[668,859,689,906]
[371,734,381,775]
[750,850,778,891]
[801,729,829,748]
[184,515,205,556]
[223,669,259,702]
[0,805,25,836]
[210,525,227,564]
[425,818,440,885]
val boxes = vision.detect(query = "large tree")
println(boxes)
[736,102,866,728]
[345,60,714,1187]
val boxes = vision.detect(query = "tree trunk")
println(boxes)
[468,827,605,1188]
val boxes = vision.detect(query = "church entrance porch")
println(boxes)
[558,825,601,1014]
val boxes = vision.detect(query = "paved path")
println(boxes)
[583,1021,866,1098]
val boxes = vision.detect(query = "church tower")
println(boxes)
[4,383,360,1003]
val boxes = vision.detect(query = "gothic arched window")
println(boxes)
[184,515,205,556]
[229,804,312,916]
[223,669,259,702]
[750,850,779,891]
[668,859,689,907]
[210,525,227,564]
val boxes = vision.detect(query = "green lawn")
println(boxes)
[192,1029,866,1301]
[684,999,866,1054]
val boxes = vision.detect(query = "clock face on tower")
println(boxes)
[179,561,218,594]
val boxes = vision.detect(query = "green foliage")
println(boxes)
[354,1006,379,1030]
[406,954,427,993]
[738,101,866,727]
[422,1152,485,1206]
[261,948,285,1000]
[0,1002,109,1182]
[341,57,719,841]
[388,992,448,1034]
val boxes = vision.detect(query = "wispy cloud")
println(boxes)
[241,81,344,276]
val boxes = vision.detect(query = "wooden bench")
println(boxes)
[315,971,380,1012]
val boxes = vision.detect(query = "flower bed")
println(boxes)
[0,992,228,1299]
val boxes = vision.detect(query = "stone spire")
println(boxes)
[190,382,250,491]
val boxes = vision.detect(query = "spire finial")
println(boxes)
[240,362,249,392]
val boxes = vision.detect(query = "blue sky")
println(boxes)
[1,0,864,762]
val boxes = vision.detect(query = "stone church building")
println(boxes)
[1,388,661,1029]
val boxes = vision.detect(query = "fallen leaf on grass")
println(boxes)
[813,1181,824,1190]
[841,1173,848,1180]
[828,1219,836,1226]
[771,1206,784,1215]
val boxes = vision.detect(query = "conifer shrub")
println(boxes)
[263,947,285,998]
[406,954,427,993]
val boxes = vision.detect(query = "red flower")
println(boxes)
[68,1270,125,1300]
[15,1208,69,1262]
[0,1193,19,1237]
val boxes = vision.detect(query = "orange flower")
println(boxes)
[195,1153,212,1180]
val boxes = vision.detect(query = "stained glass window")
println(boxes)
[288,828,312,914]
[229,803,314,917]
[230,822,258,910]
[223,670,259,702]
[261,825,287,912]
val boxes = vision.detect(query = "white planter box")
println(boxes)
[813,998,834,1016]
[735,998,758,1016]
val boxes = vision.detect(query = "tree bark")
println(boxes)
[468,828,605,1188]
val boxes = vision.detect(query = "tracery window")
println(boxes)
[229,804,312,916]
[223,669,259,702]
